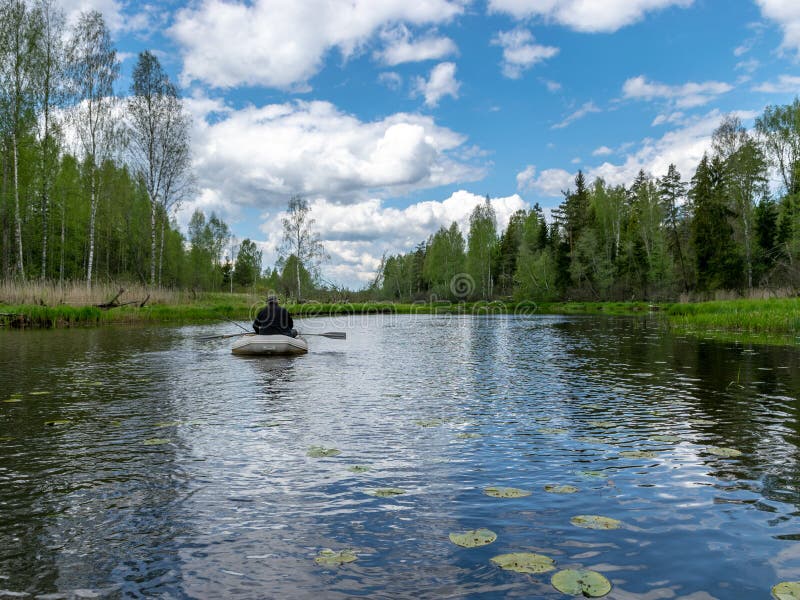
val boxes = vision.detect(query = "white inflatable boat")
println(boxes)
[230,334,308,356]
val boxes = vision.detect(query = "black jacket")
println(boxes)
[253,303,294,335]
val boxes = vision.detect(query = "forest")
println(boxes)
[2,1,799,304]
[0,0,265,292]
[376,108,800,303]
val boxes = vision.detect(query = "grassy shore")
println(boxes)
[665,297,800,345]
[1,287,797,346]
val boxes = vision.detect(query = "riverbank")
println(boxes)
[1,296,797,346]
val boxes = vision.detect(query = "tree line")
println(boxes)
[375,106,800,302]
[0,0,214,289]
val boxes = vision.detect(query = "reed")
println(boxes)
[666,298,800,335]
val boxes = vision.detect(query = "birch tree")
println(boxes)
[33,0,65,279]
[279,195,327,301]
[0,0,41,280]
[66,10,118,288]
[127,50,193,286]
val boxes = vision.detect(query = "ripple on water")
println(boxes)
[0,316,799,598]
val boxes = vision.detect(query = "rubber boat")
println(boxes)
[231,334,308,356]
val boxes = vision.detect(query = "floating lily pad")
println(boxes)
[456,432,482,439]
[490,552,556,574]
[484,486,531,498]
[347,465,370,473]
[0,436,14,442]
[571,515,622,530]
[619,450,658,459]
[3,398,23,403]
[576,436,615,445]
[143,438,170,445]
[545,484,579,494]
[773,581,800,600]
[415,419,444,427]
[551,569,612,597]
[449,528,497,548]
[307,446,341,458]
[650,435,681,443]
[44,419,70,426]
[314,549,357,566]
[589,420,617,428]
[371,488,405,497]
[29,391,51,396]
[576,470,608,479]
[706,446,742,458]
[539,427,568,434]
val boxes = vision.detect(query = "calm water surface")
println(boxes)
[1,314,800,599]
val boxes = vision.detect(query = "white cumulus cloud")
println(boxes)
[413,62,461,107]
[375,25,458,65]
[170,0,466,89]
[756,0,800,55]
[492,28,559,79]
[622,75,733,108]
[256,191,528,287]
[488,0,693,33]
[552,101,601,129]
[517,166,574,197]
[183,98,485,217]
[753,74,800,93]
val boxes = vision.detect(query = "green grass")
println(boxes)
[3,296,798,347]
[665,297,800,345]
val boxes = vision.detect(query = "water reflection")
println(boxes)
[1,316,799,598]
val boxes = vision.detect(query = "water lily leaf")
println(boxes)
[347,465,370,473]
[576,470,608,479]
[484,486,531,498]
[706,446,742,458]
[589,421,617,428]
[314,549,357,566]
[619,450,658,459]
[571,515,622,530]
[0,436,14,442]
[307,446,341,458]
[29,391,51,396]
[772,581,800,600]
[371,488,405,497]
[143,438,170,445]
[44,419,70,426]
[576,436,615,444]
[650,435,681,443]
[551,569,612,597]
[539,427,568,434]
[457,432,482,439]
[416,419,444,427]
[490,552,556,574]
[449,528,497,548]
[3,398,23,403]
[545,485,578,494]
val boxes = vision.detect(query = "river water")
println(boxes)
[1,314,799,599]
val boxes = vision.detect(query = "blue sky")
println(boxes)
[68,0,800,287]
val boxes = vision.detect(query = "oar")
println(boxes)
[220,315,250,333]
[302,332,347,340]
[196,332,252,341]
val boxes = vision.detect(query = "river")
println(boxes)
[1,314,800,599]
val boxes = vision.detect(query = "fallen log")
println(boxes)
[96,288,125,309]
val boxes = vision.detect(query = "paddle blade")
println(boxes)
[322,332,346,339]
[302,332,346,339]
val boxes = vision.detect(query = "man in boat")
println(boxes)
[253,295,298,337]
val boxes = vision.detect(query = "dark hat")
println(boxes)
[266,295,278,303]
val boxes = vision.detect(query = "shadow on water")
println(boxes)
[1,316,800,598]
